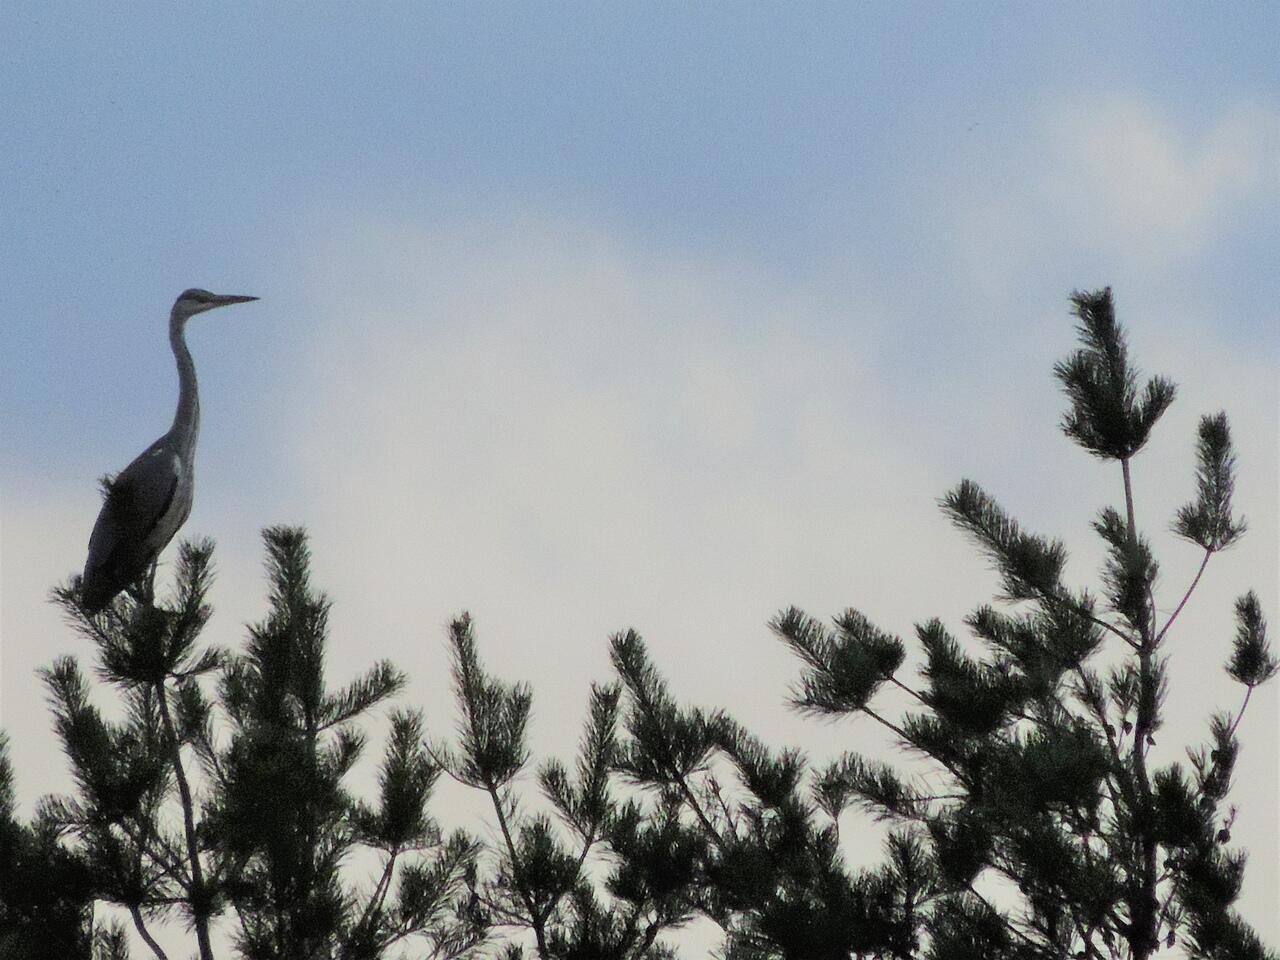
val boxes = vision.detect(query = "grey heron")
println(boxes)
[80,288,258,613]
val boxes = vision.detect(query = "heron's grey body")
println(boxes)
[81,289,257,613]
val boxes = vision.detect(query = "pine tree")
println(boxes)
[606,629,927,959]
[773,288,1276,959]
[0,732,103,959]
[205,527,482,960]
[429,619,929,959]
[42,528,483,960]
[47,540,226,959]
[426,615,699,959]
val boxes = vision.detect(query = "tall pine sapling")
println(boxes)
[775,288,1275,960]
[205,526,483,959]
[50,540,225,960]
[44,528,483,960]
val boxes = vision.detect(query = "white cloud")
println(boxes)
[281,219,978,748]
[1041,97,1280,260]
[944,97,1280,307]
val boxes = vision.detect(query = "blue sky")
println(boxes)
[3,4,1278,467]
[2,4,1277,955]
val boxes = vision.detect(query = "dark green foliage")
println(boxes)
[0,733,97,959]
[212,527,387,956]
[91,924,134,960]
[11,285,1271,959]
[916,619,1024,736]
[927,809,990,888]
[771,607,905,714]
[965,603,1100,698]
[540,682,621,840]
[611,629,719,781]
[1053,287,1176,461]
[60,539,222,689]
[1153,765,1206,848]
[604,631,925,959]
[925,894,1015,960]
[712,719,806,810]
[1093,506,1159,635]
[41,658,170,829]
[1175,413,1247,552]
[437,614,532,789]
[941,480,1068,602]
[209,527,479,959]
[36,528,482,960]
[774,289,1275,960]
[814,753,920,822]
[430,619,694,959]
[47,550,220,949]
[985,724,1110,813]
[606,796,705,920]
[1188,714,1238,805]
[351,709,438,849]
[1227,593,1278,688]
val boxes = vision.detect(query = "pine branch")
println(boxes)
[1225,593,1278,688]
[154,678,215,960]
[1155,549,1211,645]
[1173,413,1246,552]
[1053,288,1175,462]
[485,783,546,952]
[128,904,170,960]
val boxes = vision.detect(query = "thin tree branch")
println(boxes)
[966,883,1045,955]
[1036,586,1140,651]
[129,904,170,960]
[485,782,548,956]
[675,774,727,853]
[113,815,189,888]
[1154,884,1179,948]
[155,678,216,960]
[860,704,968,784]
[889,675,930,706]
[1155,549,1211,645]
[1226,685,1254,741]
[1121,458,1138,544]
[860,705,916,747]
[1121,457,1159,960]
[353,845,401,939]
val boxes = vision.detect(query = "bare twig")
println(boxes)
[155,678,216,960]
[129,904,170,960]
[1155,549,1211,645]
[485,783,549,956]
[1226,686,1254,741]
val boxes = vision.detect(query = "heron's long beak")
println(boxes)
[212,294,259,306]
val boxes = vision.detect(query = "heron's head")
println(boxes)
[172,288,259,322]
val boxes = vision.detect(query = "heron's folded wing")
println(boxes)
[86,450,181,575]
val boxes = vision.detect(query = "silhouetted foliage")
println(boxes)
[0,733,101,959]
[776,288,1276,960]
[36,530,483,960]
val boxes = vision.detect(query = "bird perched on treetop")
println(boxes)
[80,288,258,614]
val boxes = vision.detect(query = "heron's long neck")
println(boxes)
[169,315,200,452]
